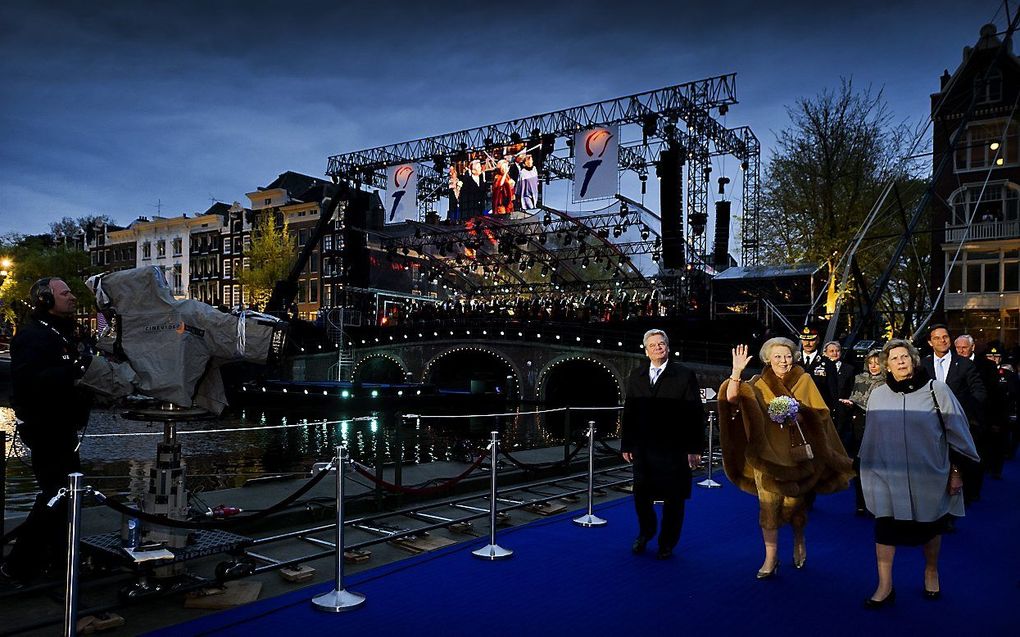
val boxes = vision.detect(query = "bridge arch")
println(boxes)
[423,345,523,399]
[353,353,409,384]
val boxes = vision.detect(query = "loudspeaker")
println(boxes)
[30,277,55,311]
[713,200,731,269]
[658,147,685,269]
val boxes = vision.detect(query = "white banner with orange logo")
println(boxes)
[386,164,418,224]
[573,125,618,201]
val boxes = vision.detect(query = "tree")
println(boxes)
[759,79,929,336]
[236,213,295,309]
[0,235,93,324]
[48,214,114,246]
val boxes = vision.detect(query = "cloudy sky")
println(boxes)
[0,0,1004,237]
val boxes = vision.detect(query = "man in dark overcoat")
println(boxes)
[621,329,705,559]
[922,324,987,503]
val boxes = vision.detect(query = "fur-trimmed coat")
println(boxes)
[718,366,854,498]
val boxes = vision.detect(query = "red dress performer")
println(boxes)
[491,159,515,214]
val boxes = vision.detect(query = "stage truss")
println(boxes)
[326,74,761,300]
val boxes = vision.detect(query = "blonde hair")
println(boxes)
[759,337,800,364]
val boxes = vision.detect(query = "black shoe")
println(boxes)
[923,588,941,600]
[656,546,674,560]
[632,536,649,555]
[864,588,896,609]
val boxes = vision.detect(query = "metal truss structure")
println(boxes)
[328,74,762,298]
[379,197,712,303]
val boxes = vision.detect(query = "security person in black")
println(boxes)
[1,278,93,585]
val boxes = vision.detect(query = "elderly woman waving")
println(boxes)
[859,339,979,608]
[720,338,853,580]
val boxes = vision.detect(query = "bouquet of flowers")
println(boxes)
[767,396,799,427]
[767,396,813,461]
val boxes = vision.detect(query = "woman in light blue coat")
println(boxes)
[859,339,979,608]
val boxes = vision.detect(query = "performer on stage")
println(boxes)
[720,338,853,579]
[458,159,488,219]
[491,159,515,214]
[515,153,539,210]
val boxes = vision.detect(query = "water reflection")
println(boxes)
[1,404,621,511]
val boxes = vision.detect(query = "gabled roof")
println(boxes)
[933,23,1020,100]
[261,171,326,199]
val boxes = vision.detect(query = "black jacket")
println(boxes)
[801,351,838,410]
[921,353,987,427]
[621,360,706,499]
[10,311,93,431]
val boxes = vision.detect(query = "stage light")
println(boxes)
[564,233,573,246]
[613,226,623,238]
[652,251,661,262]
[581,258,589,269]
[991,142,1001,150]
[641,226,651,240]
[619,201,629,218]
[543,212,552,226]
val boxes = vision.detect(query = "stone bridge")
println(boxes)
[292,333,729,404]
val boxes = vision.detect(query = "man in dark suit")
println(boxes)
[621,329,706,560]
[922,324,987,502]
[824,340,856,449]
[457,159,488,219]
[799,326,838,411]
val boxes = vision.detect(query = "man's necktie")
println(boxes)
[937,357,947,382]
[650,366,663,387]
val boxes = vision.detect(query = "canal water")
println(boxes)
[1,403,621,512]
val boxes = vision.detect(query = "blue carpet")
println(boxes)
[148,463,1020,636]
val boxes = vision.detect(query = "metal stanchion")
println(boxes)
[63,472,85,637]
[312,445,366,612]
[472,430,513,560]
[697,412,722,489]
[573,421,608,527]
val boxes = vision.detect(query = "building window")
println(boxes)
[264,198,272,206]
[324,284,332,307]
[298,229,307,246]
[223,285,232,306]
[955,119,1020,172]
[232,285,240,306]
[172,238,182,256]
[297,280,307,303]
[173,264,183,293]
[310,279,318,303]
[142,242,152,259]
[975,68,1003,105]
[310,252,319,273]
[323,235,333,251]
[949,182,1020,224]
[223,260,232,278]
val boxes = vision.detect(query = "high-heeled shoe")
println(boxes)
[793,544,807,569]
[756,562,779,580]
[863,588,896,609]
[923,588,941,600]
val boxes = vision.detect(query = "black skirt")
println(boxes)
[874,515,953,546]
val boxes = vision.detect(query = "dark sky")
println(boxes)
[0,0,1002,236]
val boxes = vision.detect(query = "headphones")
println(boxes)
[30,277,55,311]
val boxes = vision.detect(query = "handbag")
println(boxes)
[788,417,814,462]
[929,381,960,495]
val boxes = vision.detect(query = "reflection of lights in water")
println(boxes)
[341,390,350,399]
[370,419,378,434]
[371,390,378,398]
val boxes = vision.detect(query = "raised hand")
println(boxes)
[731,344,753,377]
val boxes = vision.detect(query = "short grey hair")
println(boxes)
[955,334,975,346]
[823,340,841,351]
[643,329,669,348]
[880,339,921,371]
[759,337,800,364]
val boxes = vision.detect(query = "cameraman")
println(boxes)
[1,278,93,586]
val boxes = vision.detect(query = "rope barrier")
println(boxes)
[404,407,569,421]
[93,463,334,530]
[498,440,585,471]
[350,451,489,495]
